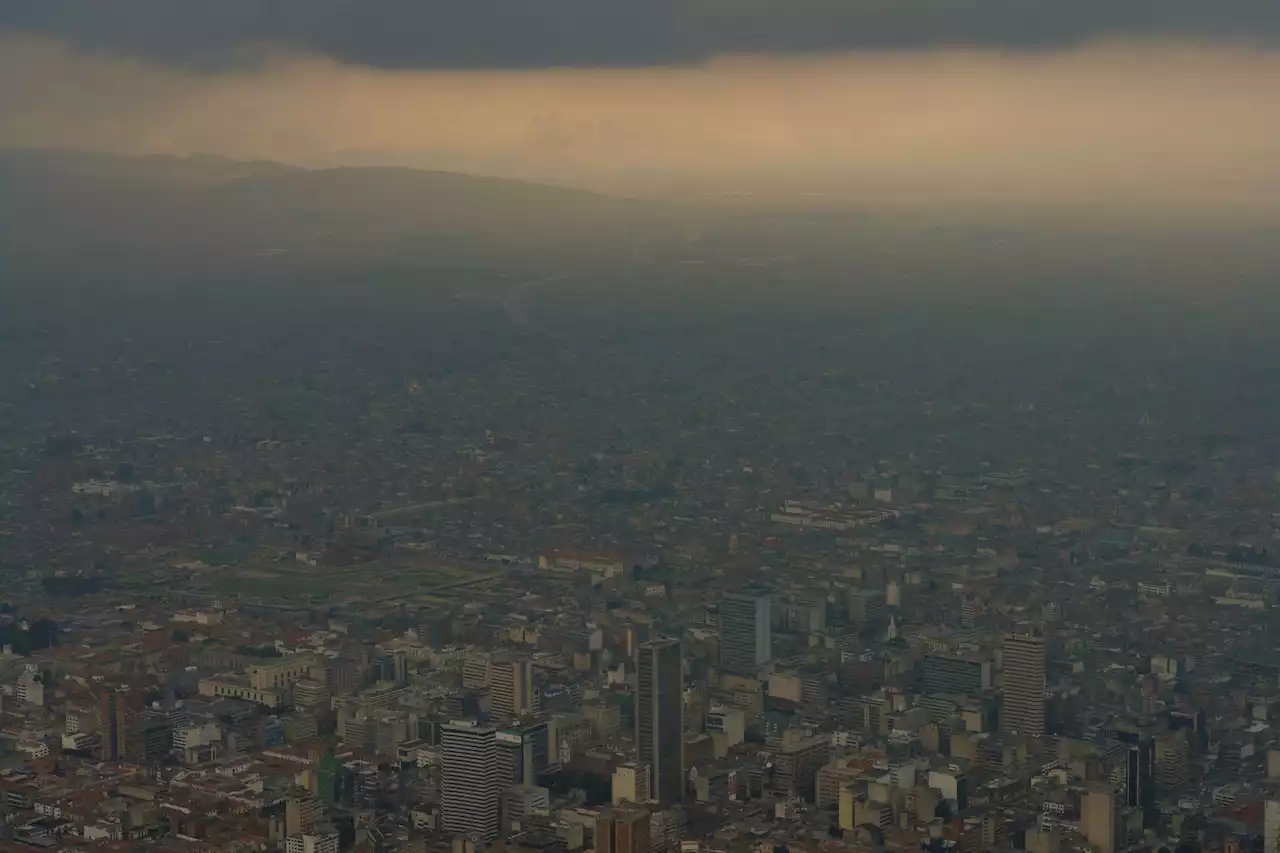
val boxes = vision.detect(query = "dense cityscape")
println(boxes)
[3,2,1280,852]
[3,151,1280,853]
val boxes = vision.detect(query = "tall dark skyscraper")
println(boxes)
[1001,631,1047,738]
[97,686,142,762]
[636,638,684,806]
[1106,725,1156,814]
[719,591,772,675]
[497,719,554,787]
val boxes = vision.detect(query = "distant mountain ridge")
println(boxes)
[0,149,672,264]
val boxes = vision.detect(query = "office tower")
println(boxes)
[504,712,555,778]
[922,653,992,696]
[612,762,650,805]
[497,719,555,787]
[98,688,123,761]
[1081,786,1118,853]
[1266,797,1280,853]
[318,753,355,804]
[293,679,330,710]
[285,794,325,836]
[785,593,827,634]
[490,657,537,720]
[462,654,492,689]
[771,733,830,799]
[1155,732,1190,795]
[1103,724,1154,815]
[1122,740,1155,814]
[1168,708,1209,755]
[847,589,887,637]
[352,765,380,808]
[97,687,142,762]
[325,661,362,696]
[636,638,684,806]
[391,649,410,686]
[596,808,651,853]
[441,721,501,840]
[142,712,174,760]
[497,728,531,787]
[371,654,397,684]
[719,592,772,675]
[417,610,454,648]
[1001,632,1046,738]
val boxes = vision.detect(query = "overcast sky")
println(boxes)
[3,3,1279,224]
[3,0,1280,68]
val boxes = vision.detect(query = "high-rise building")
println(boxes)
[394,649,410,685]
[1001,632,1046,738]
[324,661,361,696]
[497,728,530,787]
[293,679,330,710]
[1106,728,1155,814]
[1081,786,1118,853]
[285,794,325,836]
[496,719,555,787]
[441,720,501,840]
[1265,796,1280,853]
[784,593,827,634]
[141,712,173,760]
[97,687,143,762]
[462,654,492,690]
[417,610,454,648]
[771,733,830,799]
[848,589,887,637]
[816,757,866,810]
[371,654,398,685]
[922,653,992,696]
[596,808,651,853]
[490,657,537,720]
[315,751,352,806]
[612,762,650,805]
[1155,732,1190,796]
[719,592,771,675]
[636,638,684,806]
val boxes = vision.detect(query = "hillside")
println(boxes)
[0,150,677,269]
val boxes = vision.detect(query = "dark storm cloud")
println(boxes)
[3,0,1280,69]
[0,0,677,68]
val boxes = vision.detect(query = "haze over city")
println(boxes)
[4,32,1280,224]
[1,5,1280,853]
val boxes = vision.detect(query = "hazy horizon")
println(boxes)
[4,31,1280,226]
